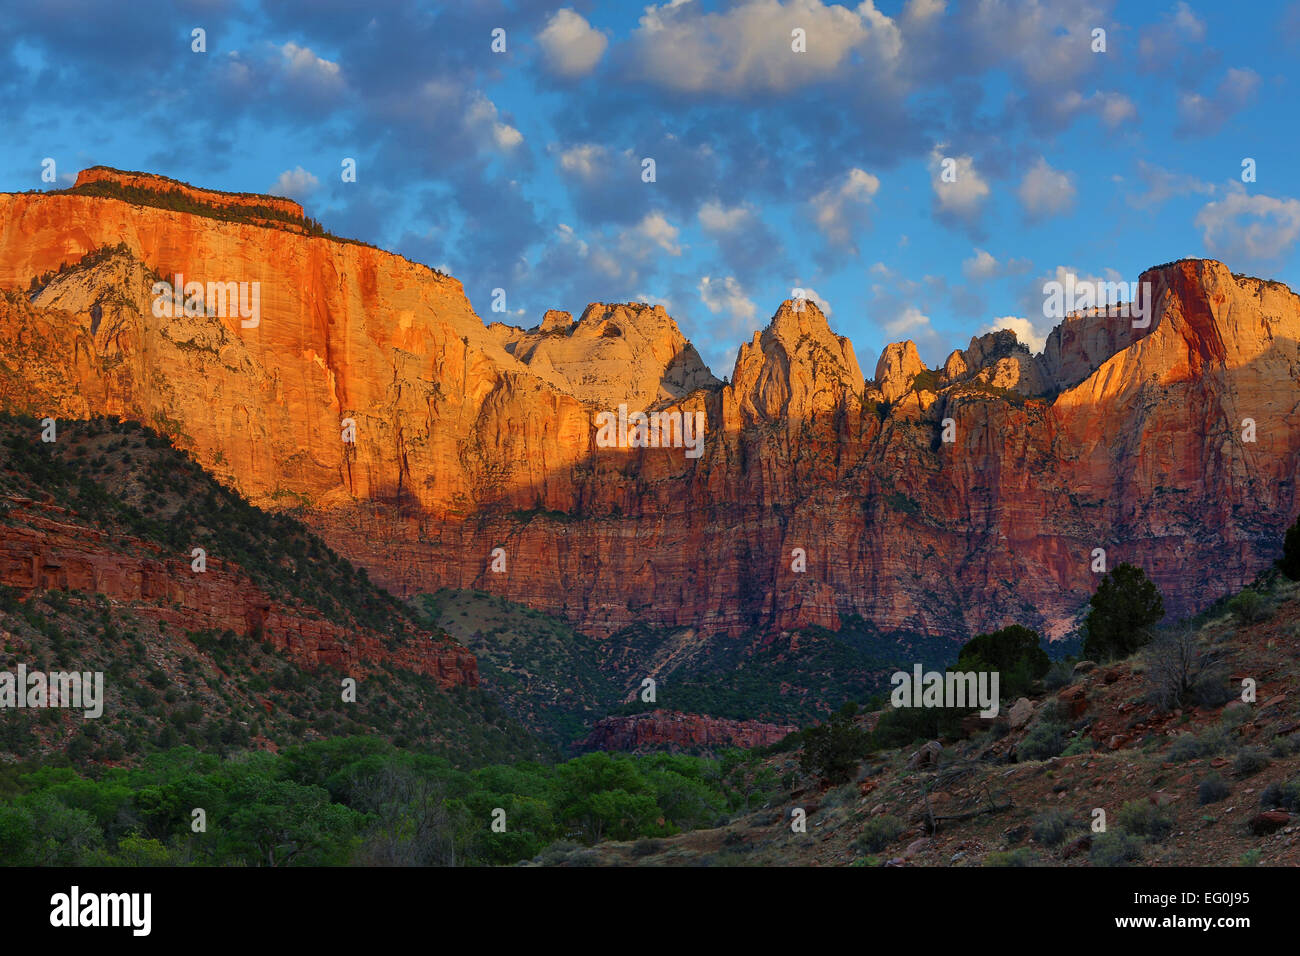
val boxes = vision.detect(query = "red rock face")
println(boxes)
[580,709,796,753]
[0,494,477,689]
[2,178,1298,645]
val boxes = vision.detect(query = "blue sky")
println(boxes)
[4,0,1300,376]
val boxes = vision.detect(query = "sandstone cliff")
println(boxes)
[2,174,1298,646]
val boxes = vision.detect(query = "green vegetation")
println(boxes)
[855,814,904,853]
[956,624,1049,699]
[0,740,754,866]
[1228,588,1267,624]
[417,589,618,746]
[1081,563,1165,661]
[27,242,135,295]
[1280,515,1300,581]
[798,703,871,783]
[1089,830,1144,866]
[0,414,544,766]
[1115,799,1174,842]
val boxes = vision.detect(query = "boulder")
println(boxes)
[1008,698,1034,729]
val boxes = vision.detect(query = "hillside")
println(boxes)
[565,571,1300,867]
[0,413,544,767]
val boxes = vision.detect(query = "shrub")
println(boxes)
[1168,727,1226,763]
[1232,746,1270,778]
[1228,589,1266,624]
[1198,775,1231,805]
[855,815,904,853]
[1090,830,1145,866]
[799,713,871,784]
[1061,736,1096,756]
[1270,734,1300,759]
[1116,799,1174,842]
[1081,563,1165,661]
[1018,720,1067,761]
[1259,778,1300,812]
[1031,809,1076,847]
[1044,659,1075,691]
[1144,627,1225,712]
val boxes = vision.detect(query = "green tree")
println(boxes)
[1280,515,1300,581]
[799,710,871,784]
[956,624,1049,698]
[1081,563,1164,661]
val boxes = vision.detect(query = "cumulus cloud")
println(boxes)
[790,283,832,316]
[1018,157,1076,221]
[556,142,607,180]
[538,9,609,79]
[269,166,319,199]
[632,211,682,256]
[464,91,523,151]
[1195,186,1300,264]
[280,42,343,90]
[962,248,1032,280]
[698,200,752,233]
[810,167,880,247]
[626,0,902,95]
[929,147,989,225]
[982,315,1049,354]
[885,305,932,338]
[699,275,758,326]
[1177,67,1260,136]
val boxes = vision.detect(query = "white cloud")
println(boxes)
[699,275,757,326]
[805,287,831,316]
[628,0,902,95]
[1195,187,1300,263]
[810,167,880,246]
[269,166,319,199]
[633,211,682,256]
[902,0,946,24]
[1018,157,1077,221]
[465,91,523,152]
[698,200,753,233]
[538,9,609,78]
[556,143,608,181]
[885,305,931,337]
[982,315,1048,354]
[963,249,999,280]
[929,147,989,221]
[1177,68,1259,136]
[280,43,343,90]
[1095,92,1137,127]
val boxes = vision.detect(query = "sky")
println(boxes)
[4,0,1300,377]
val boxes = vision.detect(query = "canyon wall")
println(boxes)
[2,174,1298,644]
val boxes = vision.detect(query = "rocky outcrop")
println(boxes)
[2,174,1299,647]
[875,340,923,402]
[580,709,796,753]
